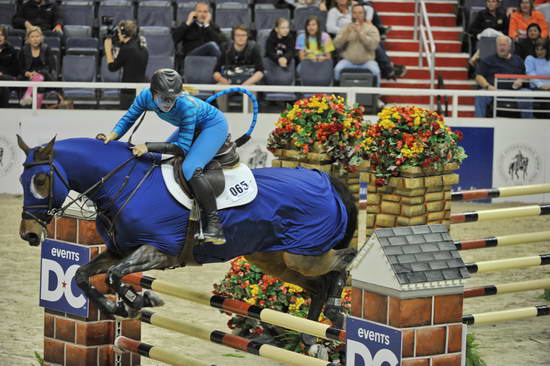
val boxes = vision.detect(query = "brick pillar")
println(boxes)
[271,146,369,249]
[44,214,141,366]
[364,163,459,239]
[351,289,465,366]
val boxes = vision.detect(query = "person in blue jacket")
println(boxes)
[98,68,228,244]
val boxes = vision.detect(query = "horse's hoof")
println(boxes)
[307,344,329,360]
[143,290,165,307]
[301,333,318,346]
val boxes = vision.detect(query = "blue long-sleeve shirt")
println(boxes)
[525,56,550,89]
[112,88,226,153]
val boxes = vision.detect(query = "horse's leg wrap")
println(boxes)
[75,250,122,316]
[322,271,348,330]
[106,245,177,311]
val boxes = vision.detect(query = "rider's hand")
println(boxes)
[131,144,148,157]
[97,132,118,144]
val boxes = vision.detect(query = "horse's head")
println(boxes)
[17,135,70,246]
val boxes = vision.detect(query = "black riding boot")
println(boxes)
[188,168,226,244]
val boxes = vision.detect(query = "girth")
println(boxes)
[172,135,240,200]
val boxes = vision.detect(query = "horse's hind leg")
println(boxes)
[283,250,356,330]
[75,250,123,315]
[106,244,180,316]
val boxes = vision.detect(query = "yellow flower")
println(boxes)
[411,141,424,153]
[284,282,304,293]
[379,119,396,129]
[343,118,352,129]
[250,284,260,297]
[288,297,306,312]
[364,137,373,145]
[245,297,256,305]
[401,147,416,158]
[414,116,422,126]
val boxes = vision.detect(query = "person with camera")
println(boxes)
[212,24,264,111]
[98,69,228,244]
[12,0,63,36]
[333,4,380,85]
[172,2,226,69]
[104,20,148,109]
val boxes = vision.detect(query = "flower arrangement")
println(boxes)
[362,106,467,185]
[214,257,351,359]
[267,94,369,175]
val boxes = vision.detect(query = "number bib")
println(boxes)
[161,159,258,210]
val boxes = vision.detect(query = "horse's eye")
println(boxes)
[35,176,47,186]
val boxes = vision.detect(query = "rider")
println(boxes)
[98,68,228,244]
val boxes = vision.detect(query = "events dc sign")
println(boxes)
[346,316,402,366]
[40,239,90,317]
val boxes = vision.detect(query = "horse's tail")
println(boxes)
[329,176,358,250]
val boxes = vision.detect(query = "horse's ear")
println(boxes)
[36,136,56,161]
[17,134,32,155]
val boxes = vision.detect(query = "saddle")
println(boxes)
[172,135,240,200]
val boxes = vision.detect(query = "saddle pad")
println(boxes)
[160,157,258,210]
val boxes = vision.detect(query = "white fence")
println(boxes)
[2,80,550,118]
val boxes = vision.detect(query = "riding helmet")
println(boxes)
[150,69,183,98]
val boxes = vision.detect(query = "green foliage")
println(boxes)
[466,333,487,366]
[33,351,44,366]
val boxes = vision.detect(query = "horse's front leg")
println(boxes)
[106,244,179,316]
[75,250,123,315]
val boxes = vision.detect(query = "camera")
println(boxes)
[102,16,120,45]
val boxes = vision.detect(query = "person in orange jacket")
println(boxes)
[509,0,548,39]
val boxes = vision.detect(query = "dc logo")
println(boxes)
[346,317,402,366]
[347,340,399,366]
[39,240,90,317]
[40,259,86,308]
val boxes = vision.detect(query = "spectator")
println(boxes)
[509,0,548,39]
[12,0,63,36]
[525,38,550,117]
[265,18,295,69]
[104,20,149,109]
[213,24,264,110]
[18,26,55,108]
[469,0,509,39]
[515,23,543,59]
[296,15,334,73]
[0,26,20,108]
[475,35,533,117]
[525,38,550,88]
[333,4,380,85]
[287,0,327,10]
[327,0,353,34]
[172,2,226,66]
[468,0,509,66]
[326,0,405,80]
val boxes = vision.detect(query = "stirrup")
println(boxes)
[194,216,226,245]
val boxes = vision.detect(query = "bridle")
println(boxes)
[22,157,71,229]
[22,154,137,230]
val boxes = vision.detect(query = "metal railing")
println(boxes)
[413,0,437,107]
[493,73,550,118]
[3,80,550,119]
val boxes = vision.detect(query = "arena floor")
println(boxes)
[1,195,549,366]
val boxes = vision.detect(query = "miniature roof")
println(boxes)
[350,224,470,298]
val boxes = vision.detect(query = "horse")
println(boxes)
[17,136,357,332]
[508,150,529,180]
